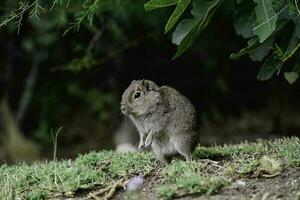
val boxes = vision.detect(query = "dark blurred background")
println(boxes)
[1,0,300,163]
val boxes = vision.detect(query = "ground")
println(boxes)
[113,167,300,200]
[0,137,300,200]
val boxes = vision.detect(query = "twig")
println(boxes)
[0,1,38,28]
[200,159,223,170]
[90,193,101,200]
[103,178,126,200]
[87,29,103,53]
[85,177,127,200]
[200,159,220,165]
[261,172,281,178]
[81,184,112,200]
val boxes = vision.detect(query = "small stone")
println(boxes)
[125,175,144,191]
[236,180,246,187]
[234,180,246,190]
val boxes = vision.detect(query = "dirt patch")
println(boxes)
[112,167,300,200]
[195,167,300,200]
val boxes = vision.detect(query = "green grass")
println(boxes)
[156,160,230,199]
[193,137,300,166]
[0,151,155,199]
[157,137,300,198]
[259,155,281,175]
[0,137,299,199]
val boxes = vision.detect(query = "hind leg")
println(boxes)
[155,153,170,165]
[152,142,170,165]
[172,135,193,161]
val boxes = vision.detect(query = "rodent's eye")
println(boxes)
[133,92,141,99]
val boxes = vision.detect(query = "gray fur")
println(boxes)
[120,80,198,164]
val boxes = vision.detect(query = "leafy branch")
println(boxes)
[2,0,300,83]
[30,0,44,20]
[0,0,46,34]
[63,0,101,35]
[144,0,300,83]
[50,0,71,10]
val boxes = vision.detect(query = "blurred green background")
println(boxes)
[1,0,300,163]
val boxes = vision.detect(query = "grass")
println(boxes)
[156,160,230,199]
[157,137,300,198]
[0,137,299,199]
[0,151,155,199]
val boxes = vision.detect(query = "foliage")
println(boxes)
[0,0,168,150]
[1,1,300,83]
[0,0,165,71]
[144,0,300,83]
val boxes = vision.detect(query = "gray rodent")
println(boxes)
[120,80,198,164]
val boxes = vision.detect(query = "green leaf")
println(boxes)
[231,19,288,61]
[173,0,222,58]
[144,0,179,11]
[164,0,191,33]
[284,72,299,84]
[172,19,197,45]
[253,0,277,43]
[257,55,282,81]
[234,11,256,39]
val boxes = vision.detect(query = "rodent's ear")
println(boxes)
[141,80,159,91]
[131,80,137,84]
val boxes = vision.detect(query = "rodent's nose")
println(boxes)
[120,105,126,113]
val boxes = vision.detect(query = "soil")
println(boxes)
[112,167,300,200]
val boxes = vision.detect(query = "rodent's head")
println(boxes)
[121,80,161,117]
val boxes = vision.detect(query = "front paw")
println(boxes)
[138,142,145,150]
[144,136,152,148]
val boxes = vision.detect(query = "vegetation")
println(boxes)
[145,0,300,83]
[0,137,299,199]
[1,3,300,197]
[0,1,167,160]
[0,151,155,199]
[1,0,300,83]
[156,161,230,199]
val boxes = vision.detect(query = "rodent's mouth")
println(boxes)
[121,108,128,115]
[121,108,138,117]
[120,105,132,116]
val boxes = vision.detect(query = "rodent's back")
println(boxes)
[159,86,197,131]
